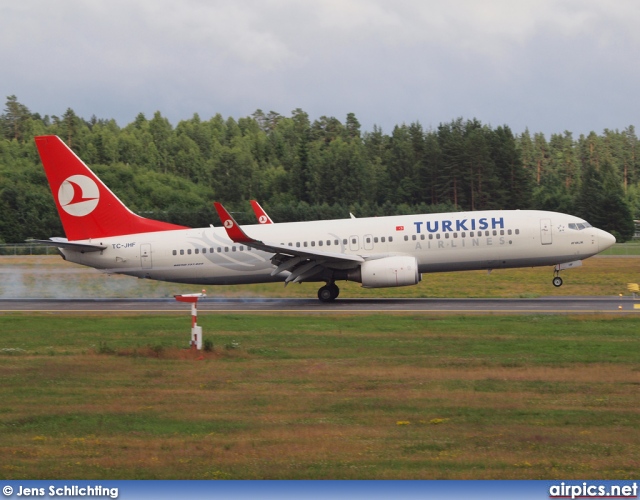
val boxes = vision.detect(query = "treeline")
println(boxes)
[0,95,636,243]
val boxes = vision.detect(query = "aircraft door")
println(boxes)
[349,235,359,252]
[363,234,374,251]
[141,243,152,269]
[540,219,552,245]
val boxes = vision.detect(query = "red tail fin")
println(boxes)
[35,135,188,241]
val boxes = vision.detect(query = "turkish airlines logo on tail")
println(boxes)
[58,175,100,217]
[224,220,234,229]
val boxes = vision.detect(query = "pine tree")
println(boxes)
[2,95,31,141]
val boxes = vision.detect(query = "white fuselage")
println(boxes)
[59,210,615,286]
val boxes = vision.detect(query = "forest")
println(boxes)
[0,95,637,243]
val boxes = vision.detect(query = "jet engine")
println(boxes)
[348,256,420,288]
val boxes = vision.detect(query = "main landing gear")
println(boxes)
[318,283,340,302]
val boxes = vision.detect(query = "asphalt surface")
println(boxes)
[0,297,638,314]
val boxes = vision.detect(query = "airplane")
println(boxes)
[33,135,616,302]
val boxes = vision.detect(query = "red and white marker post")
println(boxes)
[174,290,206,350]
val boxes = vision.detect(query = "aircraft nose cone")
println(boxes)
[599,230,616,252]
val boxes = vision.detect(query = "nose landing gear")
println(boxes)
[552,261,583,288]
[552,265,564,287]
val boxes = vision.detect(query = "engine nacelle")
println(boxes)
[348,256,420,288]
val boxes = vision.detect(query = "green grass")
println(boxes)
[600,241,640,256]
[0,314,639,479]
[1,315,638,364]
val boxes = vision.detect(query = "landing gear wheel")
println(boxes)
[318,284,340,302]
[552,276,563,287]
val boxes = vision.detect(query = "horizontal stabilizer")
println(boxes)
[27,238,106,253]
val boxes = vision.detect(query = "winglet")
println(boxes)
[250,200,273,224]
[213,202,255,244]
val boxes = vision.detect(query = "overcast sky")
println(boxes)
[2,0,639,136]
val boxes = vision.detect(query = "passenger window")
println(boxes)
[172,250,177,256]
[429,234,433,240]
[445,233,450,239]
[225,247,229,252]
[515,229,520,235]
[436,234,440,240]
[180,250,184,255]
[381,237,386,243]
[195,249,199,254]
[319,241,323,246]
[507,230,512,235]
[404,235,409,241]
[187,249,192,255]
[493,230,497,236]
[334,239,339,245]
[453,233,458,239]
[411,235,416,241]
[389,237,393,242]
[311,241,315,247]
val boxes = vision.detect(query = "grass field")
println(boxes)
[0,254,639,299]
[0,314,638,479]
[600,241,640,256]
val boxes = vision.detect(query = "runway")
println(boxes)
[0,296,638,314]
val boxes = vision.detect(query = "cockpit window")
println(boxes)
[568,222,593,230]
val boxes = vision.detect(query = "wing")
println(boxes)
[213,202,363,284]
